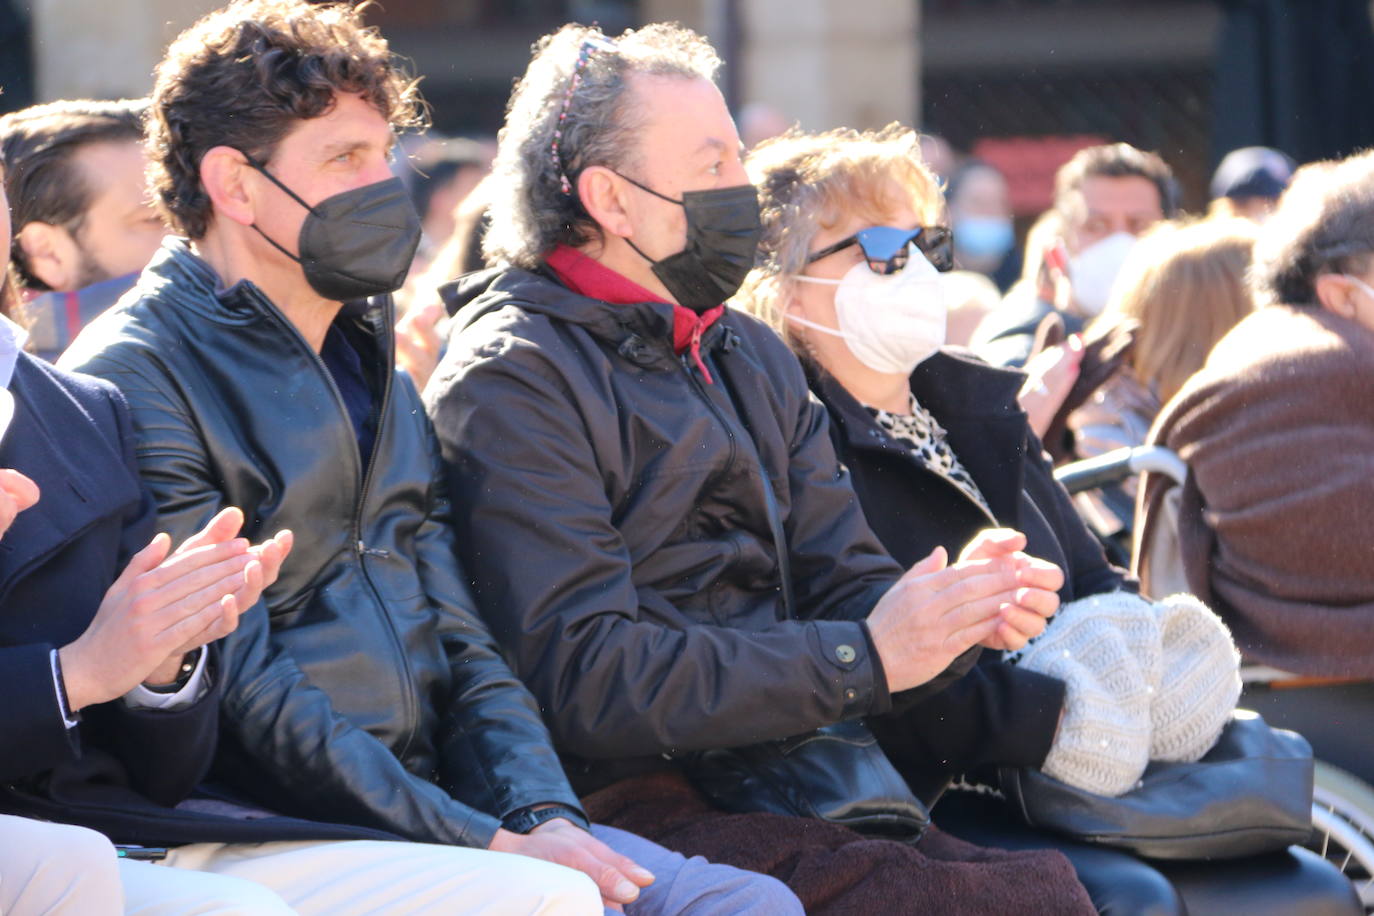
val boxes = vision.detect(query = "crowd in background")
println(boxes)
[2,1,1373,915]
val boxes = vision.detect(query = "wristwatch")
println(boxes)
[502,803,589,834]
[143,649,200,694]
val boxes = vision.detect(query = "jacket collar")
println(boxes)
[0,312,27,388]
[543,245,725,381]
[143,238,392,344]
[810,348,1031,523]
[440,264,734,374]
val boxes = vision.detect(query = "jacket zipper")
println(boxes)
[678,349,740,626]
[678,347,738,487]
[249,290,421,758]
[679,342,797,619]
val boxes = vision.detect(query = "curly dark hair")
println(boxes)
[484,22,720,269]
[148,0,425,239]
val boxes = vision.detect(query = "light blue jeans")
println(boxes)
[592,824,803,915]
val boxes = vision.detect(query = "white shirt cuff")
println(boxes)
[49,648,79,728]
[123,648,209,711]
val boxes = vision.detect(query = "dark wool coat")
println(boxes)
[809,349,1131,791]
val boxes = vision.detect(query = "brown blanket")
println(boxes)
[1139,304,1374,676]
[584,771,1094,915]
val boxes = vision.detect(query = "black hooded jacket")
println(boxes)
[425,265,976,794]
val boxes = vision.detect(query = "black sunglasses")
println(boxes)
[805,225,954,275]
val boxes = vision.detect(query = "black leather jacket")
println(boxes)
[62,240,581,848]
[426,266,928,794]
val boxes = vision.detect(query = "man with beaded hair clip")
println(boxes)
[424,21,1102,915]
[63,1,798,913]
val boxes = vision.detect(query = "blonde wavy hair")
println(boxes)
[1091,218,1257,403]
[735,124,944,342]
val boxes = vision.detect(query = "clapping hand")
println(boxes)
[59,507,293,709]
[959,528,1062,651]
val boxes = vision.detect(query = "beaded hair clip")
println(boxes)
[552,34,620,196]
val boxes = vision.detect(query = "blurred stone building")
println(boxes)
[12,0,1374,214]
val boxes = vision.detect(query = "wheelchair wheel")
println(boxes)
[1310,761,1374,912]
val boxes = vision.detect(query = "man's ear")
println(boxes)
[200,146,258,228]
[15,221,78,291]
[576,166,634,239]
[1314,273,1360,320]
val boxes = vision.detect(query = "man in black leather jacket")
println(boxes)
[63,2,797,913]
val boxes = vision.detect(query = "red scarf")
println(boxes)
[545,245,724,383]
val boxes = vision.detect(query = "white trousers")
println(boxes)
[120,838,600,916]
[0,815,124,916]
[3,820,796,916]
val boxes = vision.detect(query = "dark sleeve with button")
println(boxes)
[774,380,906,721]
[428,344,899,760]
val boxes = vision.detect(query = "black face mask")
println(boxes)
[617,174,762,313]
[244,153,422,302]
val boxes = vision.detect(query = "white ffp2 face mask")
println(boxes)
[1069,231,1137,317]
[788,244,947,376]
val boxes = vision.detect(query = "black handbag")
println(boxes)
[686,718,931,838]
[681,422,929,840]
[998,710,1313,860]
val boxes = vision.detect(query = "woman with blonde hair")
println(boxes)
[738,124,1357,916]
[1069,218,1257,464]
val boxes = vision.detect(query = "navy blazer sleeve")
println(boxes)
[0,643,81,782]
[0,366,220,805]
[84,383,221,805]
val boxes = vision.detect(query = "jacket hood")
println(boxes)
[440,264,681,344]
[439,263,737,375]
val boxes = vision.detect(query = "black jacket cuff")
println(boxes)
[988,665,1066,768]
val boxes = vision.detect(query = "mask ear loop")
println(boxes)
[783,273,855,340]
[609,171,686,268]
[784,311,854,340]
[239,150,314,264]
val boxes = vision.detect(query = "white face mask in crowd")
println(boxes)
[1069,231,1137,317]
[787,244,947,376]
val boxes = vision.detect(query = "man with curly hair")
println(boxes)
[425,21,1085,915]
[63,2,796,912]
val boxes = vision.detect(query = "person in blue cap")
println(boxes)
[1208,146,1297,223]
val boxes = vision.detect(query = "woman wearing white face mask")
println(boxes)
[737,126,1357,916]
